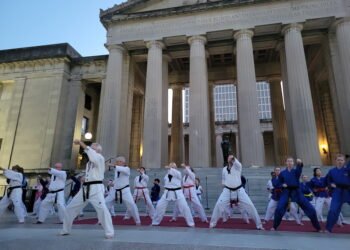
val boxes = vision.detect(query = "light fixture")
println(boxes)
[84,132,93,140]
[320,144,328,154]
[140,144,143,157]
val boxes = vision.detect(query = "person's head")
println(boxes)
[285,157,294,168]
[139,167,146,174]
[335,154,345,168]
[227,155,234,164]
[154,178,160,184]
[115,156,126,166]
[91,143,102,153]
[54,163,63,170]
[313,167,321,177]
[274,167,281,176]
[302,175,308,183]
[108,179,114,187]
[11,165,21,172]
[195,178,200,185]
[169,162,177,169]
[46,176,51,182]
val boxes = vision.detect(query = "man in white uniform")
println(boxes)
[59,140,114,239]
[210,155,264,230]
[36,163,66,223]
[125,167,155,219]
[171,164,207,223]
[0,165,26,223]
[106,156,141,225]
[152,163,195,227]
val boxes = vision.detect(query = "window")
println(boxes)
[81,117,89,135]
[84,94,92,110]
[214,84,237,122]
[257,82,272,120]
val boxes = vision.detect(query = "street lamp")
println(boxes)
[84,132,93,140]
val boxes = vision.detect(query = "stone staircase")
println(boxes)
[84,166,350,216]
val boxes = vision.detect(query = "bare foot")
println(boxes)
[324,230,331,233]
[209,224,215,228]
[136,223,141,226]
[270,228,275,231]
[169,218,176,222]
[257,227,265,230]
[105,235,114,239]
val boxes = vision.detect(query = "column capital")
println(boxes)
[171,84,183,90]
[163,54,172,62]
[104,43,126,52]
[267,75,282,83]
[233,29,254,40]
[188,35,207,46]
[282,23,303,35]
[146,40,165,50]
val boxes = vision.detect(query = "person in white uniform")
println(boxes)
[210,155,264,230]
[125,167,155,220]
[171,164,207,223]
[104,180,116,216]
[152,163,195,227]
[36,163,66,223]
[59,140,114,239]
[0,165,26,223]
[106,156,141,225]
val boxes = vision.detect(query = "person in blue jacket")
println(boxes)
[325,154,350,233]
[298,175,314,221]
[271,157,321,232]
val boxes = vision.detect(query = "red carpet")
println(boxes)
[74,215,350,234]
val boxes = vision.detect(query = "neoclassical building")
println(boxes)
[0,0,350,176]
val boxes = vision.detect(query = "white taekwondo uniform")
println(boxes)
[210,158,263,229]
[125,173,155,219]
[0,169,25,223]
[105,165,141,224]
[61,146,114,237]
[171,167,207,222]
[152,168,194,227]
[38,168,66,223]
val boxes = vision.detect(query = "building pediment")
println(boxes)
[100,0,277,25]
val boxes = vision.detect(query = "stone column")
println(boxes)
[170,85,183,165]
[215,134,224,167]
[209,83,216,167]
[269,78,289,165]
[98,45,125,160]
[334,18,350,153]
[234,30,265,166]
[142,41,168,168]
[279,46,296,158]
[188,35,211,168]
[282,23,321,165]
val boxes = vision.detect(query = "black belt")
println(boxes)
[7,186,21,197]
[49,188,64,194]
[165,187,182,199]
[225,185,242,191]
[49,188,64,203]
[82,181,103,201]
[115,185,129,204]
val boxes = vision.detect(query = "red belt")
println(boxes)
[274,188,282,192]
[183,185,194,201]
[135,187,147,204]
[315,188,327,192]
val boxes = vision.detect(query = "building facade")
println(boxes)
[0,0,350,175]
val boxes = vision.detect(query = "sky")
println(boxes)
[0,0,126,56]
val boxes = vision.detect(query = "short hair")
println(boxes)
[154,178,160,183]
[115,156,126,163]
[169,162,177,168]
[285,156,294,161]
[336,154,345,160]
[91,143,102,152]
[195,177,200,183]
[313,167,320,177]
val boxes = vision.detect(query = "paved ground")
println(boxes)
[0,212,349,250]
